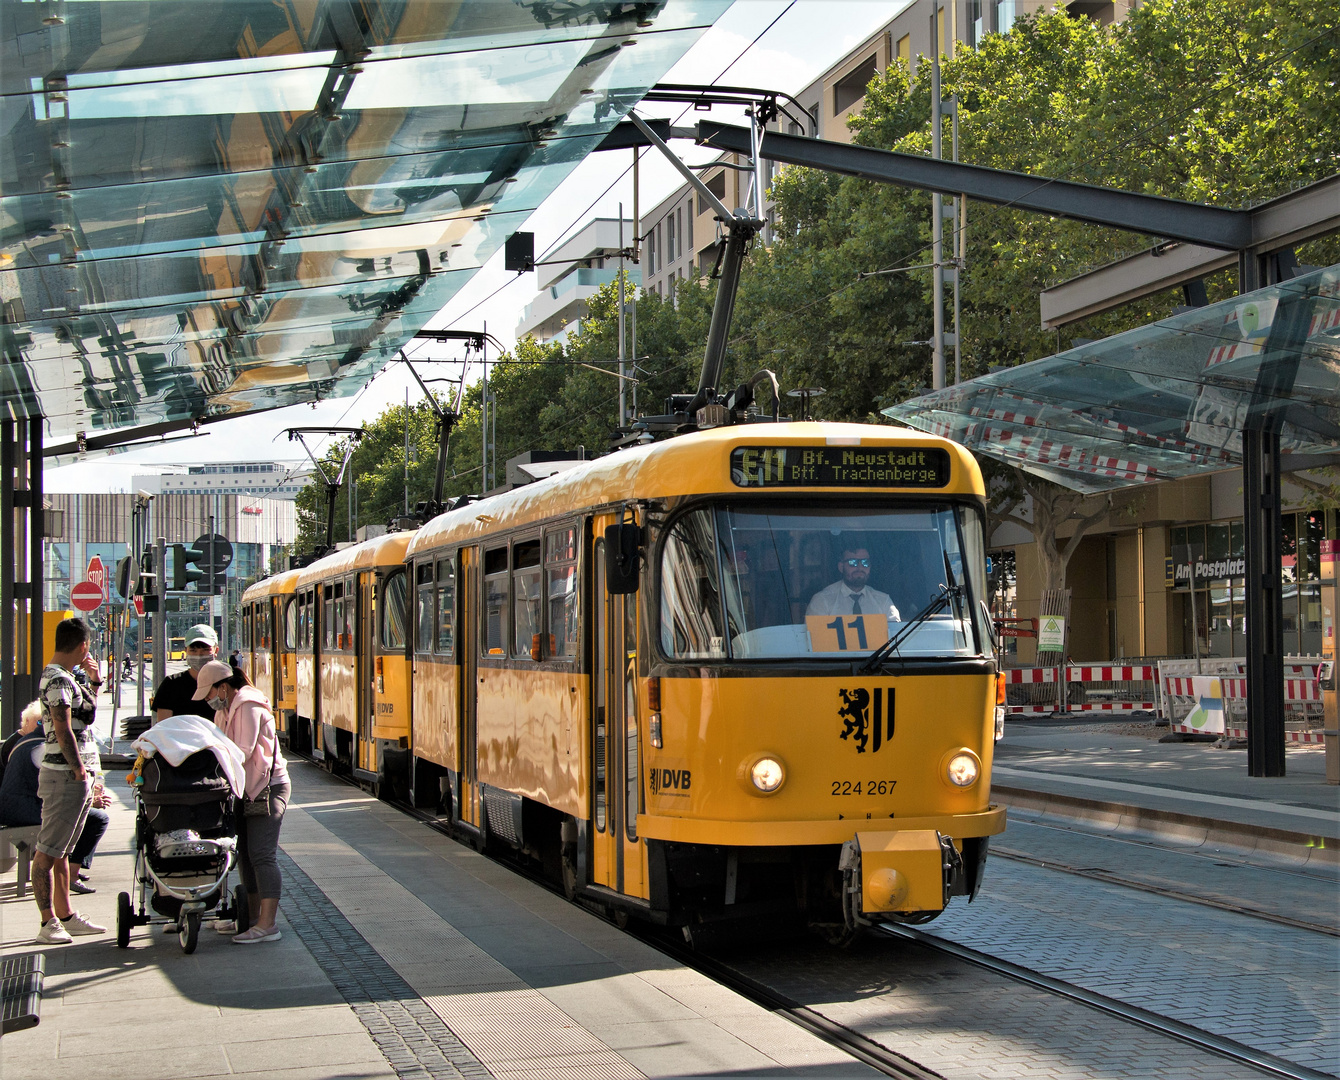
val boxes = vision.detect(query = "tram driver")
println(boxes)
[806,542,901,623]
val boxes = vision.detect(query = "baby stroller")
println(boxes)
[117,743,249,954]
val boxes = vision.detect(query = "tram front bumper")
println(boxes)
[843,829,948,915]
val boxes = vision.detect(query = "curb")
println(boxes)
[993,784,1339,867]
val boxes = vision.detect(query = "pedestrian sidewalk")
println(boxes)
[1,763,873,1080]
[993,718,1338,865]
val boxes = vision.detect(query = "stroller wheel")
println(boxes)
[179,912,201,954]
[116,892,132,948]
[233,884,251,934]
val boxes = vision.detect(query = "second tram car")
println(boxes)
[243,422,1006,937]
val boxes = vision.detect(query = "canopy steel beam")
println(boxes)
[697,120,1253,250]
[1040,174,1340,327]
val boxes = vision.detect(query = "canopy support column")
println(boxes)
[1241,253,1313,777]
[2,417,45,737]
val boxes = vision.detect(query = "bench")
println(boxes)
[0,825,39,897]
[1,954,45,1034]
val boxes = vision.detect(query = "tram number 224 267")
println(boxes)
[831,779,898,796]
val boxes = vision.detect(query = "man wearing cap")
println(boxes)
[151,624,220,723]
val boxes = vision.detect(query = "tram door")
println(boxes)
[457,547,482,828]
[590,530,645,898]
[357,572,375,775]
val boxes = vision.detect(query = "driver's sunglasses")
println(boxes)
[843,558,871,567]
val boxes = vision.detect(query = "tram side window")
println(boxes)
[482,546,508,656]
[382,570,408,651]
[343,577,355,650]
[241,607,250,649]
[512,539,542,658]
[283,598,296,651]
[324,584,336,650]
[260,605,271,650]
[305,589,316,649]
[415,563,434,653]
[545,526,579,659]
[435,558,455,654]
[660,511,727,659]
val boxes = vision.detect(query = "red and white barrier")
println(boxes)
[1160,660,1328,742]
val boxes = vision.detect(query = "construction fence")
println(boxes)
[1002,657,1331,743]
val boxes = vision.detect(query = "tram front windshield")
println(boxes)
[659,503,990,661]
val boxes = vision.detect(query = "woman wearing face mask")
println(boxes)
[152,624,220,723]
[192,659,290,943]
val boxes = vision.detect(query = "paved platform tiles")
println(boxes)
[993,719,1339,861]
[1,763,875,1080]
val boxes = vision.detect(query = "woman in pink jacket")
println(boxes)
[193,660,290,943]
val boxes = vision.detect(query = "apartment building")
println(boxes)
[515,218,641,342]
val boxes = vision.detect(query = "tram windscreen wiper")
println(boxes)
[855,584,961,675]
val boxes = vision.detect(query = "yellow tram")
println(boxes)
[242,422,1006,936]
[238,570,299,743]
[290,532,414,795]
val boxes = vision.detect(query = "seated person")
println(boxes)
[0,702,44,826]
[0,702,109,894]
[806,544,901,622]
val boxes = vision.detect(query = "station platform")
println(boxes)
[993,717,1338,865]
[0,760,874,1080]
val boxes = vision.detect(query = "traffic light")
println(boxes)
[134,547,154,596]
[173,543,209,591]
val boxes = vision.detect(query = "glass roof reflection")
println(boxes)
[884,265,1340,493]
[0,0,730,448]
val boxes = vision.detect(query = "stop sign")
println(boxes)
[70,581,104,612]
[133,595,145,617]
[85,555,107,593]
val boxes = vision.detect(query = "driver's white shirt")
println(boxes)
[806,581,901,621]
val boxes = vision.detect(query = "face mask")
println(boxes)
[207,693,228,712]
[186,655,211,672]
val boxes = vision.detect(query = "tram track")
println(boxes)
[878,922,1335,1080]
[294,755,1330,1080]
[989,845,1340,937]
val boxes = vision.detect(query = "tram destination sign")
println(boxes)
[731,446,950,489]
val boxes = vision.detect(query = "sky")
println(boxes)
[46,0,911,495]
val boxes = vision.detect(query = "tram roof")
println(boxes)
[240,567,301,604]
[0,2,729,460]
[407,422,984,557]
[884,264,1340,494]
[294,529,414,589]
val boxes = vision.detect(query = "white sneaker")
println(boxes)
[214,920,237,934]
[60,911,107,936]
[232,925,281,944]
[36,918,73,944]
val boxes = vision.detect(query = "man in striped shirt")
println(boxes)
[32,618,107,944]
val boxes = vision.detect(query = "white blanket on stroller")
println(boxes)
[133,715,246,798]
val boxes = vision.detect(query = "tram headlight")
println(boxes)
[749,756,786,794]
[941,748,981,788]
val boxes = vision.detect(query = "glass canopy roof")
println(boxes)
[885,264,1340,494]
[0,0,730,449]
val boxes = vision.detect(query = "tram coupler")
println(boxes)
[839,830,955,925]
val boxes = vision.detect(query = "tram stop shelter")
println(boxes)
[886,263,1340,779]
[0,1,731,733]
